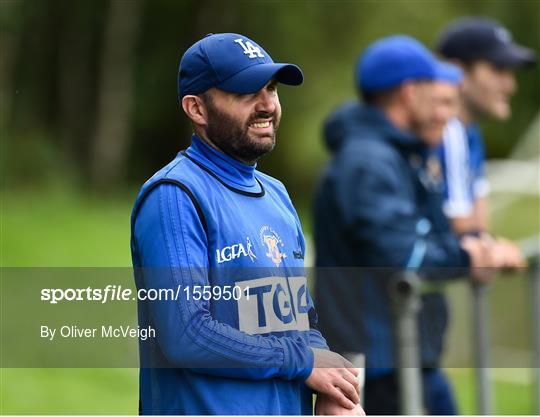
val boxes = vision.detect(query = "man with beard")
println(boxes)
[130,33,362,415]
[436,17,535,267]
[314,35,498,415]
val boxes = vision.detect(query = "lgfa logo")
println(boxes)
[216,237,257,264]
[234,38,264,59]
[259,226,287,266]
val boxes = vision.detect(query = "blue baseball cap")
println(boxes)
[357,35,463,94]
[178,33,304,98]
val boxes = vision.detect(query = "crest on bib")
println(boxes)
[259,226,287,266]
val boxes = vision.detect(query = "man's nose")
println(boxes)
[255,89,276,113]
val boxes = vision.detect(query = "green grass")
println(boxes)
[489,195,539,240]
[1,188,538,414]
[2,188,138,414]
[447,368,535,415]
[2,187,134,266]
[1,369,138,415]
[1,368,535,414]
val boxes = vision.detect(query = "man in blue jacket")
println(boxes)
[131,33,362,415]
[314,36,497,415]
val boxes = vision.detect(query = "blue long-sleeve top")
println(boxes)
[131,135,327,415]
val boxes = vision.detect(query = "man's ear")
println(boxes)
[182,95,208,126]
[399,82,416,106]
[450,58,467,72]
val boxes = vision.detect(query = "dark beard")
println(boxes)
[203,101,278,164]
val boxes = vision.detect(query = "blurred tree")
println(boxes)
[91,0,142,188]
[57,0,105,177]
[0,0,22,132]
[2,0,538,200]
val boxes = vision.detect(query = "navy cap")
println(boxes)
[178,33,304,98]
[437,17,536,68]
[357,35,463,94]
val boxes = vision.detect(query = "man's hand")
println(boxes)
[460,235,497,284]
[490,237,527,269]
[315,393,366,416]
[305,349,360,410]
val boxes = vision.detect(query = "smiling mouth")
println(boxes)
[249,120,271,129]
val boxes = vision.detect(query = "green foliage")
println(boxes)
[2,0,539,200]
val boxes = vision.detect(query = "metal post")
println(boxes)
[390,271,423,415]
[471,283,493,415]
[518,234,540,415]
[530,259,540,416]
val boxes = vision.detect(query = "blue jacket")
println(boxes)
[131,135,327,415]
[314,102,470,373]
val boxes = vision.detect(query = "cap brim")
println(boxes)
[488,43,537,69]
[433,61,463,84]
[217,63,304,94]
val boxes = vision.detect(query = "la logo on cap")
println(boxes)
[234,38,265,59]
[494,27,511,43]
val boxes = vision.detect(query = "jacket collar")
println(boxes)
[360,104,427,154]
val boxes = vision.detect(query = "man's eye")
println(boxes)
[267,83,278,92]
[234,92,252,100]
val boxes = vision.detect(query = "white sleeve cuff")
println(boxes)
[443,200,474,218]
[474,178,490,198]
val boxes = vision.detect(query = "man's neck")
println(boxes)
[196,131,223,154]
[457,92,480,125]
[194,131,256,166]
